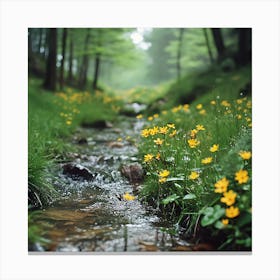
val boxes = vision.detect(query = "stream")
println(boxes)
[29,116,193,252]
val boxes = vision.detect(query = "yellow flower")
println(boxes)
[144,154,154,163]
[196,124,205,131]
[190,129,198,138]
[220,190,237,206]
[210,144,219,153]
[66,120,72,125]
[247,101,252,108]
[189,171,199,180]
[153,113,159,118]
[154,138,164,145]
[199,109,206,115]
[123,192,135,201]
[148,116,153,121]
[159,177,167,183]
[196,104,203,110]
[167,123,175,129]
[158,169,170,183]
[141,129,150,138]
[201,157,213,164]
[159,170,170,178]
[226,206,240,218]
[214,177,229,193]
[169,130,177,137]
[235,170,249,184]
[156,153,161,160]
[136,114,143,119]
[221,100,231,107]
[222,219,229,225]
[117,138,122,142]
[162,110,167,115]
[236,99,243,104]
[188,139,200,148]
[210,100,216,105]
[239,151,252,160]
[159,126,169,134]
[237,114,242,119]
[183,104,190,111]
[149,126,159,135]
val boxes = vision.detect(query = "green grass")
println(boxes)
[158,65,251,110]
[28,78,121,208]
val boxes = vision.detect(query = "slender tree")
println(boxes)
[203,28,214,64]
[43,28,57,91]
[237,28,251,66]
[93,53,101,90]
[59,28,67,90]
[211,28,225,61]
[78,28,90,89]
[176,28,184,81]
[67,30,74,84]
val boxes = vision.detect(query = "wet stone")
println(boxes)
[120,163,144,184]
[81,120,113,129]
[62,163,94,181]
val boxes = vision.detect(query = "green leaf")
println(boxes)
[183,193,196,200]
[162,194,180,205]
[174,183,182,189]
[166,177,184,182]
[201,205,225,227]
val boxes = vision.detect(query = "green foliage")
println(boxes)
[28,78,121,207]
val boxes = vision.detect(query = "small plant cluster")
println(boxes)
[138,96,252,250]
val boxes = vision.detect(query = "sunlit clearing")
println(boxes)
[131,31,143,44]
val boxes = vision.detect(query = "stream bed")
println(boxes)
[29,116,193,252]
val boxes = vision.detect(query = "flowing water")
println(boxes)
[29,116,192,252]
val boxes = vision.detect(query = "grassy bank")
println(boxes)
[137,79,252,250]
[28,78,121,208]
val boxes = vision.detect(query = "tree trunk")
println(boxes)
[59,28,67,90]
[78,29,90,89]
[93,54,101,90]
[211,28,225,62]
[43,28,57,91]
[67,31,74,83]
[237,28,251,66]
[37,28,43,54]
[203,28,214,64]
[176,28,184,81]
